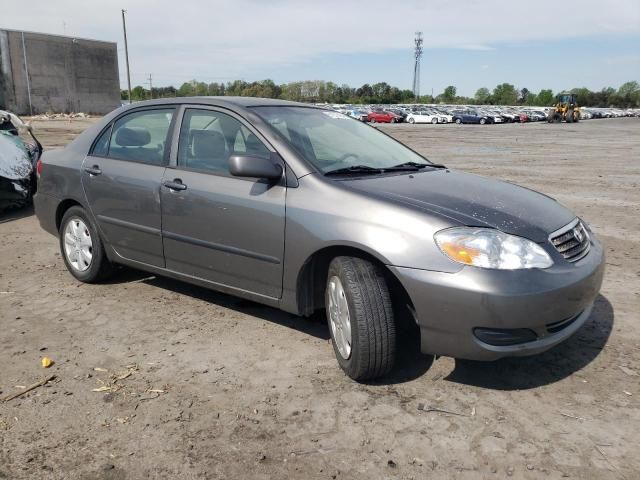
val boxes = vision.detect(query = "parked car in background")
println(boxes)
[348,110,369,122]
[33,97,605,381]
[367,110,403,123]
[432,108,454,123]
[452,110,492,125]
[406,111,441,124]
[480,109,504,124]
[386,108,409,122]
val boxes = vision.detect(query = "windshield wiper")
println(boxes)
[325,165,384,176]
[324,162,447,176]
[389,161,447,170]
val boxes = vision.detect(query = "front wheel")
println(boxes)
[325,257,396,381]
[408,117,415,124]
[431,118,438,124]
[59,206,114,283]
[455,118,462,125]
[480,118,487,125]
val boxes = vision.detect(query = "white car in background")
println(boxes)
[406,111,442,124]
[432,110,453,123]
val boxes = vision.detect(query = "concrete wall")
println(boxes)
[0,30,120,115]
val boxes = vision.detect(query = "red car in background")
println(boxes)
[367,110,403,123]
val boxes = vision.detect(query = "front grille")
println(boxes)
[550,219,590,262]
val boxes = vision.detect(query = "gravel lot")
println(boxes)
[1,117,639,480]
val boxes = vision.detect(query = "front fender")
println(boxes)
[279,174,462,313]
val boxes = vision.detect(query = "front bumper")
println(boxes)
[390,238,605,361]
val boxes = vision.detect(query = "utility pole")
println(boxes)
[412,32,423,103]
[121,9,132,103]
[147,73,153,99]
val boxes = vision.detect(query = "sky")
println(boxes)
[1,0,639,96]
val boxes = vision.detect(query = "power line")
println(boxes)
[412,32,423,102]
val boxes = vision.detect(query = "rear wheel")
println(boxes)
[480,118,487,125]
[455,118,462,125]
[370,118,376,124]
[431,118,438,125]
[566,110,574,123]
[408,117,415,124]
[59,206,114,283]
[325,256,396,381]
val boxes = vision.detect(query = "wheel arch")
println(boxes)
[55,198,84,232]
[294,245,415,322]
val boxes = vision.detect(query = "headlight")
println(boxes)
[434,227,553,270]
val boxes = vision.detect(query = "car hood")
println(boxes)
[341,169,575,242]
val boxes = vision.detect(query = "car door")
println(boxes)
[160,107,286,299]
[81,107,176,267]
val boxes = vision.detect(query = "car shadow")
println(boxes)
[365,326,435,386]
[108,268,330,341]
[444,294,614,390]
[0,204,34,224]
[105,269,612,388]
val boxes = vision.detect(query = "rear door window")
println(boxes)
[107,109,175,165]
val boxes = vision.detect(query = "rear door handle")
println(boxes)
[84,165,102,176]
[163,179,187,191]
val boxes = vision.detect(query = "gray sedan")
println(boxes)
[34,97,605,380]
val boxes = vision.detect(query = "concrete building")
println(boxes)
[0,29,120,115]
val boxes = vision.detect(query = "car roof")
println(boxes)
[118,96,314,112]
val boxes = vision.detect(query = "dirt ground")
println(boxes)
[1,117,639,480]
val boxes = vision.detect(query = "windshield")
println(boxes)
[250,106,430,174]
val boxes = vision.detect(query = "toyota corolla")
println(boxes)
[34,97,605,380]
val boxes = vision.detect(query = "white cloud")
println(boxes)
[2,0,639,86]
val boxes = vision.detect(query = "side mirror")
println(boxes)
[228,155,283,180]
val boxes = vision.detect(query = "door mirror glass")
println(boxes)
[229,155,282,180]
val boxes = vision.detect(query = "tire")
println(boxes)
[566,110,574,123]
[455,118,462,125]
[325,256,396,381]
[408,117,415,124]
[59,206,114,283]
[480,118,487,125]
[431,118,438,125]
[370,118,376,124]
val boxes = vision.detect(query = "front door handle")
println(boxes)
[163,179,187,191]
[84,165,102,176]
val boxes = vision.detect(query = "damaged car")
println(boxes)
[0,110,43,210]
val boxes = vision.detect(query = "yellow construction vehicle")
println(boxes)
[548,92,580,123]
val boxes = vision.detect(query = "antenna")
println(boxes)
[412,32,423,102]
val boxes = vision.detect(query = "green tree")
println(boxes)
[474,87,491,104]
[177,82,195,97]
[617,81,640,107]
[194,82,208,96]
[442,85,457,102]
[131,85,147,101]
[524,92,539,106]
[492,83,518,105]
[536,89,554,106]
